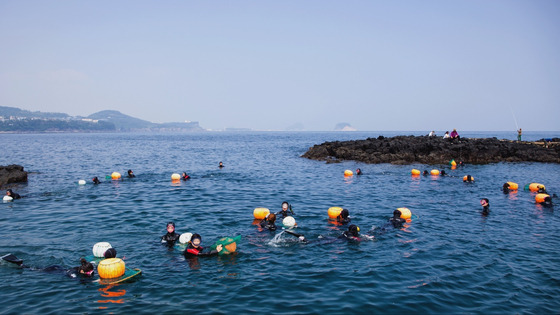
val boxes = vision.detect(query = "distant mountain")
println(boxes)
[0,106,204,132]
[87,110,155,130]
[0,106,69,119]
[334,122,357,131]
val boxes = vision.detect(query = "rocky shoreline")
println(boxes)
[302,136,560,165]
[0,165,28,187]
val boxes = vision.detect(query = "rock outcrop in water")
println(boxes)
[0,165,28,187]
[302,136,560,165]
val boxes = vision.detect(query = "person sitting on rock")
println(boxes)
[450,129,460,139]
[443,131,450,139]
[6,189,21,199]
[428,131,436,137]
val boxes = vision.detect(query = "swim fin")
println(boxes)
[1,253,23,266]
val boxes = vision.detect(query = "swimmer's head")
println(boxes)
[338,208,349,219]
[441,170,446,176]
[167,222,175,233]
[267,213,276,223]
[6,189,12,196]
[480,198,489,207]
[423,170,429,175]
[128,169,133,175]
[393,209,402,219]
[348,225,360,237]
[190,233,202,247]
[503,183,510,190]
[104,248,117,259]
[281,202,289,211]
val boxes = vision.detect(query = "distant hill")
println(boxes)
[334,122,357,131]
[0,106,69,119]
[0,106,204,133]
[87,110,155,130]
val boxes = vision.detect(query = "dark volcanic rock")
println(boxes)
[0,165,28,187]
[302,136,560,165]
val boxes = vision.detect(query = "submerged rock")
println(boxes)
[302,135,560,165]
[0,165,28,187]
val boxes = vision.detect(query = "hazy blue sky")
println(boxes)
[1,1,559,131]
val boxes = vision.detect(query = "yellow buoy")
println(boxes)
[171,173,181,181]
[397,207,411,220]
[411,169,421,176]
[535,193,550,203]
[344,170,353,176]
[505,182,519,190]
[528,183,545,192]
[253,208,270,220]
[111,172,121,180]
[97,258,125,279]
[328,207,343,219]
[430,170,440,176]
[450,160,457,166]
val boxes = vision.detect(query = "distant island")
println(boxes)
[0,106,203,132]
[302,135,560,164]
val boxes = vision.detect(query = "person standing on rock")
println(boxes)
[517,128,522,141]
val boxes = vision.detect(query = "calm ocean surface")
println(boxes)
[1,131,559,314]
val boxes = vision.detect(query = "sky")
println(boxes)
[0,1,559,131]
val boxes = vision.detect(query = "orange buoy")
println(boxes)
[111,172,121,180]
[505,182,518,190]
[328,207,343,219]
[528,183,545,192]
[253,208,270,220]
[450,159,457,167]
[171,173,181,181]
[224,242,237,253]
[451,165,457,170]
[463,175,474,182]
[535,193,550,203]
[344,170,353,177]
[397,207,411,220]
[411,169,421,176]
[430,170,440,176]
[97,258,125,279]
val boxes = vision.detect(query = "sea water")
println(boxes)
[0,131,559,314]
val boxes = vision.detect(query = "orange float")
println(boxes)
[111,172,121,180]
[463,175,474,182]
[535,193,550,203]
[505,182,518,190]
[344,170,353,176]
[411,169,421,176]
[528,183,545,192]
[98,258,125,279]
[397,207,411,220]
[328,207,343,219]
[430,170,440,176]
[253,208,270,220]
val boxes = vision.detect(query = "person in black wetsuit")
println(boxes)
[276,201,295,219]
[219,161,224,168]
[104,247,117,259]
[161,222,180,246]
[260,213,277,231]
[127,169,135,178]
[6,189,21,199]
[1,254,95,278]
[422,170,429,176]
[336,208,351,224]
[440,170,447,176]
[388,209,406,228]
[77,258,94,276]
[183,234,223,258]
[480,198,490,216]
[356,168,362,175]
[340,224,361,241]
[463,175,474,182]
[92,177,101,184]
[181,172,190,181]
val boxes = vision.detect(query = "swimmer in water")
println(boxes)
[181,172,190,181]
[127,169,135,178]
[183,234,223,258]
[464,175,474,182]
[480,198,490,216]
[388,209,406,228]
[502,183,512,193]
[336,208,351,224]
[356,168,362,175]
[340,224,361,241]
[78,258,94,276]
[276,201,295,218]
[92,177,101,184]
[219,161,224,168]
[6,189,21,199]
[104,248,117,259]
[423,170,429,176]
[161,222,180,246]
[1,254,94,278]
[260,213,277,231]
[440,170,446,176]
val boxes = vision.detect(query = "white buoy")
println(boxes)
[92,242,112,258]
[3,195,13,202]
[283,216,296,229]
[78,180,86,185]
[179,233,193,244]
